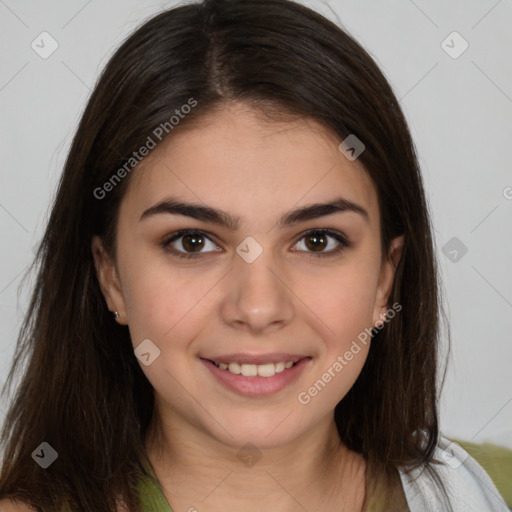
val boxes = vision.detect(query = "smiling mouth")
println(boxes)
[207,358,305,378]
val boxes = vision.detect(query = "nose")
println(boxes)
[219,246,295,334]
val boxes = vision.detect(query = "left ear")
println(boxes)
[372,235,404,327]
[91,235,128,325]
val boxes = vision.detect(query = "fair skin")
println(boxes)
[0,102,403,512]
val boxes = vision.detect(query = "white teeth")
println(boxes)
[275,362,285,373]
[228,362,241,374]
[241,364,258,377]
[212,360,297,377]
[257,363,275,377]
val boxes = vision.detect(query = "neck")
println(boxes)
[145,411,366,512]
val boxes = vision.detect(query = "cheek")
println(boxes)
[304,261,380,343]
[120,249,221,350]
[117,242,175,341]
[296,269,377,410]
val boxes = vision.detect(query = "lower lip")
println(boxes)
[200,357,311,396]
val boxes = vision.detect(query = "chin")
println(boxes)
[204,412,308,452]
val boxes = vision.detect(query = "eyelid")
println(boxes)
[161,227,350,259]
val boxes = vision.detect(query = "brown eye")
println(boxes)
[304,232,328,252]
[181,233,206,252]
[161,229,221,259]
[293,229,350,257]
[161,228,350,261]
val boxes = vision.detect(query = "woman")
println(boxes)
[0,0,508,510]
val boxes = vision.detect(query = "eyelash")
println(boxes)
[160,228,351,260]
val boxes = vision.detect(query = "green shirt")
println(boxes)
[137,461,173,512]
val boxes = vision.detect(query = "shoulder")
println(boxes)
[0,499,37,511]
[398,435,510,511]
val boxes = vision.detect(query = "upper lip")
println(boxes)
[202,353,311,365]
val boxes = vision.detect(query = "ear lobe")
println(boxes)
[373,235,404,326]
[91,235,127,323]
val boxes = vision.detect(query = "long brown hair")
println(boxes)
[0,0,451,510]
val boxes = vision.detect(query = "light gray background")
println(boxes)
[1,0,511,451]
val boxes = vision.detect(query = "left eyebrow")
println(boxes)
[139,195,369,229]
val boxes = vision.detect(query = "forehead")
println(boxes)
[122,102,379,228]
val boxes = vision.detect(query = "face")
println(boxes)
[93,101,403,450]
